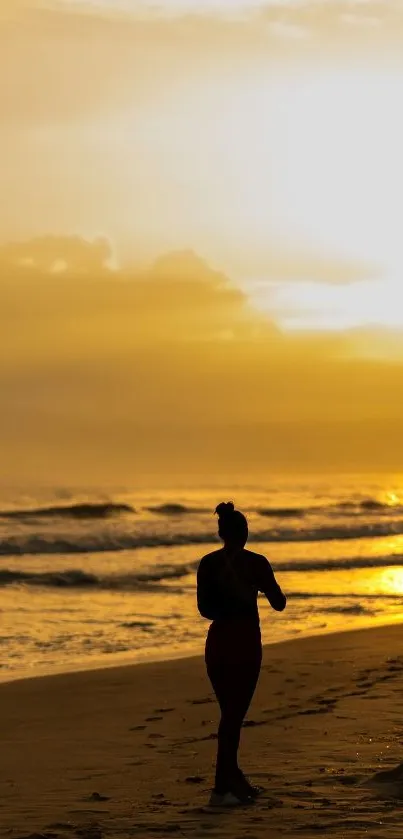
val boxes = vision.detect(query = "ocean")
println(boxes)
[1,474,403,682]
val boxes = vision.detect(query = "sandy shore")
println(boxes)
[2,625,403,839]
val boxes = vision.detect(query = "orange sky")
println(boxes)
[1,1,403,483]
[2,244,403,483]
[2,1,403,331]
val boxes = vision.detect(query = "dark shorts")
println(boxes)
[205,617,262,693]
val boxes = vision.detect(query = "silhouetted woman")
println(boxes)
[197,502,286,807]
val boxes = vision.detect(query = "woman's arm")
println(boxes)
[255,555,286,611]
[197,556,220,620]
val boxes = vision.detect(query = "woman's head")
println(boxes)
[215,501,248,547]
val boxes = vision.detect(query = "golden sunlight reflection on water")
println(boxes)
[378,568,403,597]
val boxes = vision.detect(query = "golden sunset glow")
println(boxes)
[2,0,403,482]
[378,568,403,597]
[6,10,403,834]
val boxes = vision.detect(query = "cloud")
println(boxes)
[2,236,403,482]
[0,238,278,371]
[2,0,402,130]
[0,234,114,273]
[0,8,155,126]
[340,11,381,26]
[257,0,402,47]
[269,20,311,38]
[1,3,276,127]
[242,248,377,286]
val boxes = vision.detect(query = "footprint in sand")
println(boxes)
[133,822,182,833]
[297,707,329,716]
[386,656,403,667]
[17,834,59,839]
[338,774,359,786]
[175,732,217,744]
[364,762,403,798]
[345,690,366,698]
[86,792,110,802]
[242,719,268,728]
[76,825,103,839]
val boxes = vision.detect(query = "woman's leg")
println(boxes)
[205,622,262,795]
[213,661,260,794]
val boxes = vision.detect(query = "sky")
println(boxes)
[2,0,403,483]
[2,0,403,331]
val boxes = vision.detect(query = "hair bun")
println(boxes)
[215,501,235,518]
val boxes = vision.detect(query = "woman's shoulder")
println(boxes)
[198,548,223,569]
[242,549,271,574]
[243,548,267,563]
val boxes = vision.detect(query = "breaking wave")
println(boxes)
[0,502,134,520]
[0,561,195,589]
[146,504,202,515]
[257,507,306,518]
[319,604,375,615]
[259,499,403,518]
[1,519,403,557]
[2,552,403,590]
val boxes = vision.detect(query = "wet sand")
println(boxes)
[2,625,403,839]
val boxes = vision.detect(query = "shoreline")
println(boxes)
[1,617,402,688]
[0,617,403,691]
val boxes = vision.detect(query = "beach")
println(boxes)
[4,2,403,835]
[2,624,403,839]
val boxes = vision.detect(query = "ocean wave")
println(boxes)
[276,553,403,572]
[356,499,388,511]
[2,552,403,590]
[0,502,134,521]
[0,569,99,587]
[120,620,155,629]
[289,591,402,600]
[0,562,194,589]
[146,504,202,515]
[0,532,211,557]
[335,499,403,515]
[258,499,403,518]
[319,604,375,615]
[1,519,403,557]
[267,522,403,543]
[0,495,401,527]
[257,507,306,518]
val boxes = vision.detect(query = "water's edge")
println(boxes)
[2,617,402,688]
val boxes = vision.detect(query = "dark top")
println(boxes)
[197,548,286,623]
